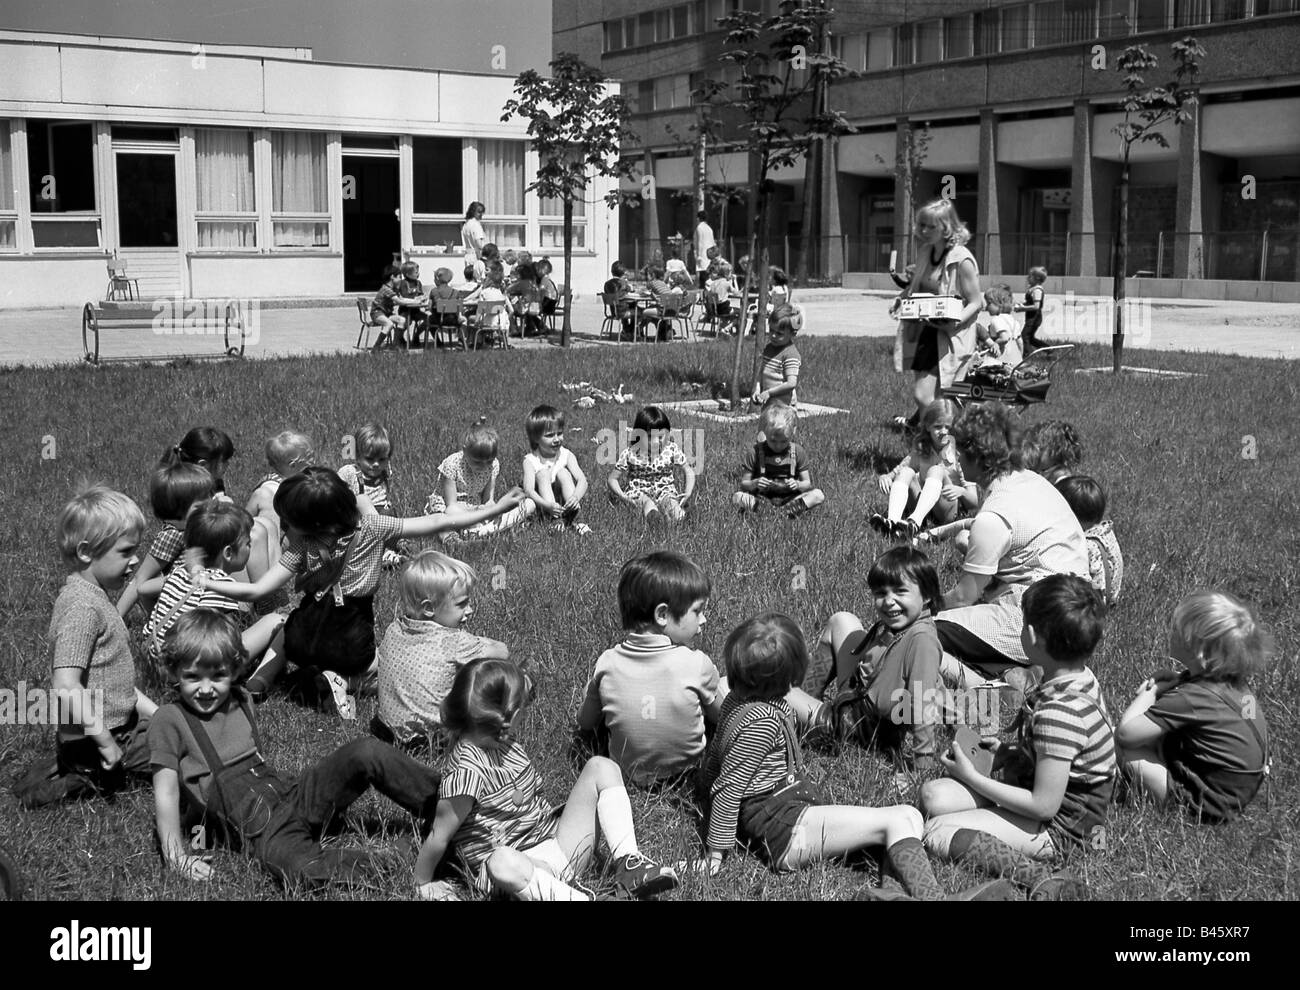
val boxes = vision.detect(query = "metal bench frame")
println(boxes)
[81,301,246,366]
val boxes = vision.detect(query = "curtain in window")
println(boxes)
[477,140,525,216]
[195,129,254,212]
[541,152,587,218]
[0,120,12,211]
[272,131,327,213]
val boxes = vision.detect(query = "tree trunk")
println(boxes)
[562,198,573,348]
[730,155,763,409]
[1112,159,1129,373]
[750,191,772,391]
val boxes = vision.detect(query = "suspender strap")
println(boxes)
[179,692,262,777]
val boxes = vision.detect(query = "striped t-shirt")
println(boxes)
[441,739,559,871]
[143,566,248,660]
[703,696,800,853]
[759,343,801,407]
[1027,668,1115,787]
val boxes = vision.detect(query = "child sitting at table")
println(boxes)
[507,263,545,338]
[371,264,409,349]
[604,261,636,340]
[428,267,461,343]
[537,257,559,319]
[461,271,511,344]
[397,261,430,348]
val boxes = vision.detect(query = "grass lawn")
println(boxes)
[1,336,1296,902]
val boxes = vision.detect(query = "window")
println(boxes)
[839,34,867,71]
[1098,0,1131,35]
[27,119,100,248]
[916,19,943,63]
[1002,4,1030,50]
[945,16,974,59]
[673,3,691,37]
[894,24,915,66]
[656,9,671,42]
[1257,0,1299,13]
[539,150,588,251]
[477,139,525,247]
[413,136,465,249]
[974,10,1001,54]
[0,121,15,249]
[866,29,893,70]
[271,131,328,248]
[637,80,655,113]
[653,73,693,111]
[1062,0,1097,41]
[1209,0,1246,20]
[194,129,256,249]
[1136,0,1169,32]
[1033,1,1067,46]
[639,12,656,44]
[604,19,622,52]
[706,0,727,28]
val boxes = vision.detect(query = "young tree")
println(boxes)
[501,53,638,347]
[1110,38,1204,372]
[876,122,931,270]
[696,0,853,407]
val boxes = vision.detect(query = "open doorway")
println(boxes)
[343,155,399,292]
[116,152,178,247]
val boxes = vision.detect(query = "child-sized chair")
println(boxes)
[433,296,464,349]
[355,297,391,351]
[468,300,509,351]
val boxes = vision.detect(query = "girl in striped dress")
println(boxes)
[695,613,1014,901]
[418,658,678,901]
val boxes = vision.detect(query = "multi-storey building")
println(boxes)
[557,0,1300,292]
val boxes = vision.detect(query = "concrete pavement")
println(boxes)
[2,289,1297,367]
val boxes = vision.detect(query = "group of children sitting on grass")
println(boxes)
[14,393,1272,902]
[371,249,561,349]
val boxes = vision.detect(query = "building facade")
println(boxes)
[0,29,616,308]
[556,0,1300,291]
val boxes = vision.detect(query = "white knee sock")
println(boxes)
[596,787,639,861]
[909,473,944,525]
[516,868,589,902]
[887,477,911,521]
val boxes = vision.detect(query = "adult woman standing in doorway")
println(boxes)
[462,201,487,277]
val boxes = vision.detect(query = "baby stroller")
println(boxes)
[941,344,1074,410]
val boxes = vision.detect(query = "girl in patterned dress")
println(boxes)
[426,422,535,544]
[607,406,696,527]
[418,658,679,901]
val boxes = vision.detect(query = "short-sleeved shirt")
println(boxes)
[338,463,391,513]
[397,277,424,302]
[147,699,258,805]
[425,451,500,514]
[759,343,801,407]
[1084,520,1124,606]
[372,283,399,319]
[887,439,964,488]
[143,566,249,661]
[1146,679,1268,822]
[1028,669,1115,787]
[583,633,721,785]
[703,696,799,853]
[441,739,559,871]
[615,440,686,500]
[49,576,138,735]
[377,616,491,743]
[741,440,809,483]
[278,512,405,599]
[149,524,186,570]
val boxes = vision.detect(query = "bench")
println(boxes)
[81,300,247,365]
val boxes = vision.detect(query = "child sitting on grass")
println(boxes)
[15,488,159,808]
[1020,419,1083,485]
[148,610,443,888]
[607,405,695,529]
[521,405,591,534]
[338,422,394,515]
[732,405,825,519]
[692,613,1012,900]
[426,422,536,544]
[920,574,1114,900]
[792,546,948,771]
[977,283,1022,367]
[751,304,802,409]
[1055,475,1123,607]
[577,551,721,787]
[117,462,215,619]
[374,551,509,752]
[204,467,526,720]
[244,430,313,612]
[420,658,679,901]
[1115,591,1272,824]
[143,499,286,688]
[869,398,976,542]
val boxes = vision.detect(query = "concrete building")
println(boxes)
[556,0,1300,296]
[0,24,616,308]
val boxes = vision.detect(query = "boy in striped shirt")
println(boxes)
[576,551,722,787]
[919,574,1115,900]
[750,304,802,409]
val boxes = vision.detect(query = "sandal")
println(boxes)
[891,519,920,543]
[867,512,892,536]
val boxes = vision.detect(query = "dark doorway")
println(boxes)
[116,153,178,247]
[343,155,399,292]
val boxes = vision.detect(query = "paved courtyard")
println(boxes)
[2,289,1296,367]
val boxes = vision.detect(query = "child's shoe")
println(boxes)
[608,853,678,899]
[786,499,811,520]
[571,522,593,536]
[891,519,920,543]
[1028,873,1089,901]
[867,512,891,536]
[316,670,356,720]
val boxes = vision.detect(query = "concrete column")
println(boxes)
[976,108,1001,276]
[822,134,843,277]
[642,149,659,259]
[1174,92,1204,279]
[1068,100,1095,277]
[894,116,913,266]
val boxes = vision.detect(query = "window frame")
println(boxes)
[270,129,330,251]
[192,126,258,252]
